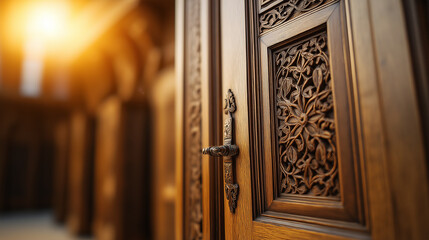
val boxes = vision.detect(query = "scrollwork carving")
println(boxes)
[274,31,340,197]
[259,0,333,33]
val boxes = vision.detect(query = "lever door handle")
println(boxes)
[202,89,239,213]
[202,144,239,157]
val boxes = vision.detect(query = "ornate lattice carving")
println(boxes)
[259,0,333,33]
[185,0,202,239]
[274,31,340,197]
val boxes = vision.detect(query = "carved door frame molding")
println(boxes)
[176,0,204,239]
[176,0,224,239]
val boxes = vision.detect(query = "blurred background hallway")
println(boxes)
[0,0,176,239]
[1,0,429,239]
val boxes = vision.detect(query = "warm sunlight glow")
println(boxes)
[18,1,70,97]
[4,0,139,65]
[26,2,69,41]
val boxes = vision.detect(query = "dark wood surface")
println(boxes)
[201,0,225,238]
[53,120,70,223]
[0,99,69,212]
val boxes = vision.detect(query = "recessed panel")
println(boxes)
[256,3,366,230]
[272,30,340,199]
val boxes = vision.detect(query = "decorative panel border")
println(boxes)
[259,0,336,34]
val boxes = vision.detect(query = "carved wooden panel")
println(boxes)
[259,0,335,33]
[184,0,203,239]
[273,31,340,198]
[255,3,367,234]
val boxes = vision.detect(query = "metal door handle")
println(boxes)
[202,89,239,213]
[202,144,238,157]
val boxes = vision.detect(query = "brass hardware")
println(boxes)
[202,89,239,213]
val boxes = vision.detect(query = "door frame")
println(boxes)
[176,0,225,239]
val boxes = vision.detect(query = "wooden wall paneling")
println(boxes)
[150,67,176,240]
[366,0,429,238]
[343,1,394,238]
[2,107,41,210]
[39,107,70,210]
[53,119,70,222]
[93,97,121,240]
[201,0,224,239]
[346,0,429,238]
[119,100,151,240]
[0,99,69,213]
[0,101,14,211]
[94,95,151,240]
[37,112,56,208]
[67,109,95,235]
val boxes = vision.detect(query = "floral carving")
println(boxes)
[259,0,332,33]
[274,31,340,197]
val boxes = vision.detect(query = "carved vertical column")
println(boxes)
[184,0,203,239]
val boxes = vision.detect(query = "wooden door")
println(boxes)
[93,96,151,240]
[68,109,94,235]
[206,0,429,239]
